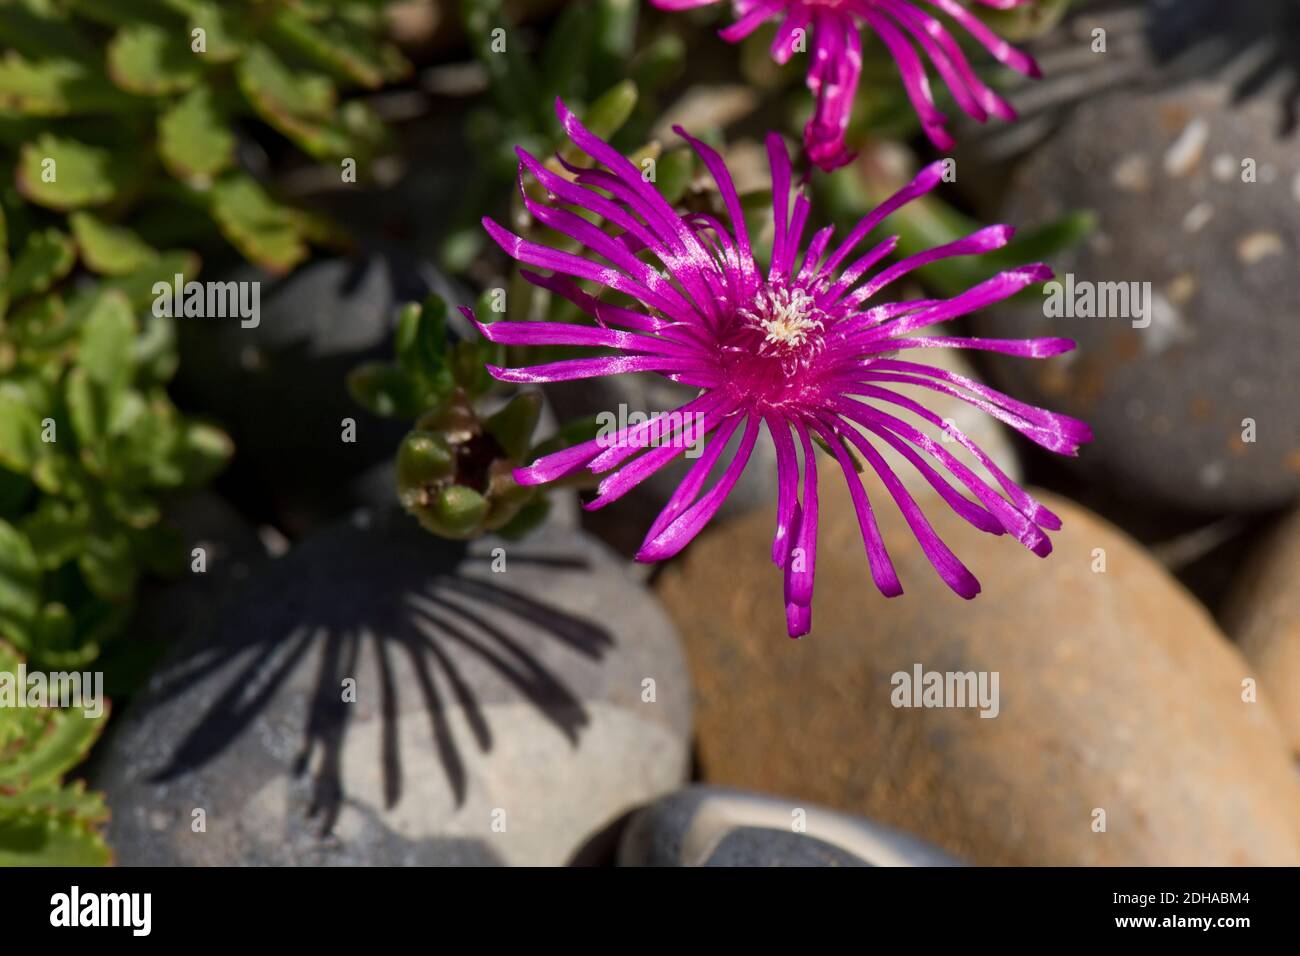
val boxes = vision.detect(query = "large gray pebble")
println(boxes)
[94,510,691,866]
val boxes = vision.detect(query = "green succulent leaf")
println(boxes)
[395,295,453,397]
[269,8,409,89]
[0,521,41,649]
[347,361,426,419]
[0,389,44,475]
[172,421,233,487]
[428,485,489,539]
[0,640,109,867]
[107,22,206,95]
[78,291,138,391]
[209,173,308,274]
[236,43,384,161]
[100,249,202,310]
[2,228,76,301]
[70,212,158,276]
[186,1,249,63]
[485,391,542,461]
[78,532,137,602]
[0,803,113,867]
[20,499,91,571]
[16,135,129,211]
[0,52,135,116]
[158,84,235,182]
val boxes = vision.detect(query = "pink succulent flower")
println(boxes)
[467,100,1090,637]
[652,0,1041,169]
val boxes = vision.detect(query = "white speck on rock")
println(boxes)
[1112,154,1150,192]
[1144,292,1192,355]
[1166,273,1197,306]
[1163,119,1209,177]
[1182,201,1214,233]
[1199,461,1226,488]
[1236,231,1286,265]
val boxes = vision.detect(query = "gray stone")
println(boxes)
[102,493,269,696]
[93,510,691,866]
[983,80,1300,512]
[173,250,461,536]
[620,786,962,867]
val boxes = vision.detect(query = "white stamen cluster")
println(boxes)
[740,286,825,353]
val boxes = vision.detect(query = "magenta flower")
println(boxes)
[467,100,1090,637]
[652,0,1041,169]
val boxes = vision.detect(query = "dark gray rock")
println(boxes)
[93,509,691,866]
[704,829,870,867]
[619,786,963,867]
[984,80,1300,512]
[101,493,269,698]
[173,250,461,536]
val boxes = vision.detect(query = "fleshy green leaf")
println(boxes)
[20,499,90,571]
[107,22,205,95]
[209,173,308,274]
[16,135,128,211]
[99,249,202,310]
[172,421,233,487]
[69,212,157,276]
[158,84,235,182]
[0,522,41,648]
[1,228,75,301]
[77,533,137,602]
[78,291,137,390]
[0,390,43,474]
[269,8,409,89]
[0,52,135,116]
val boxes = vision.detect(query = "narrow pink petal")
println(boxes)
[638,412,746,538]
[857,6,953,149]
[829,409,1004,535]
[834,385,1062,532]
[766,414,801,567]
[804,9,861,170]
[785,419,820,607]
[841,397,1053,555]
[811,417,904,597]
[766,132,792,281]
[857,336,1077,359]
[587,391,732,473]
[637,415,761,561]
[673,126,760,289]
[822,161,945,275]
[472,314,694,357]
[718,0,784,42]
[833,419,981,598]
[924,0,1042,77]
[853,264,1052,341]
[488,354,705,384]
[771,6,812,64]
[839,224,1014,311]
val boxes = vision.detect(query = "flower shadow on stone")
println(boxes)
[1147,0,1300,130]
[138,514,613,835]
